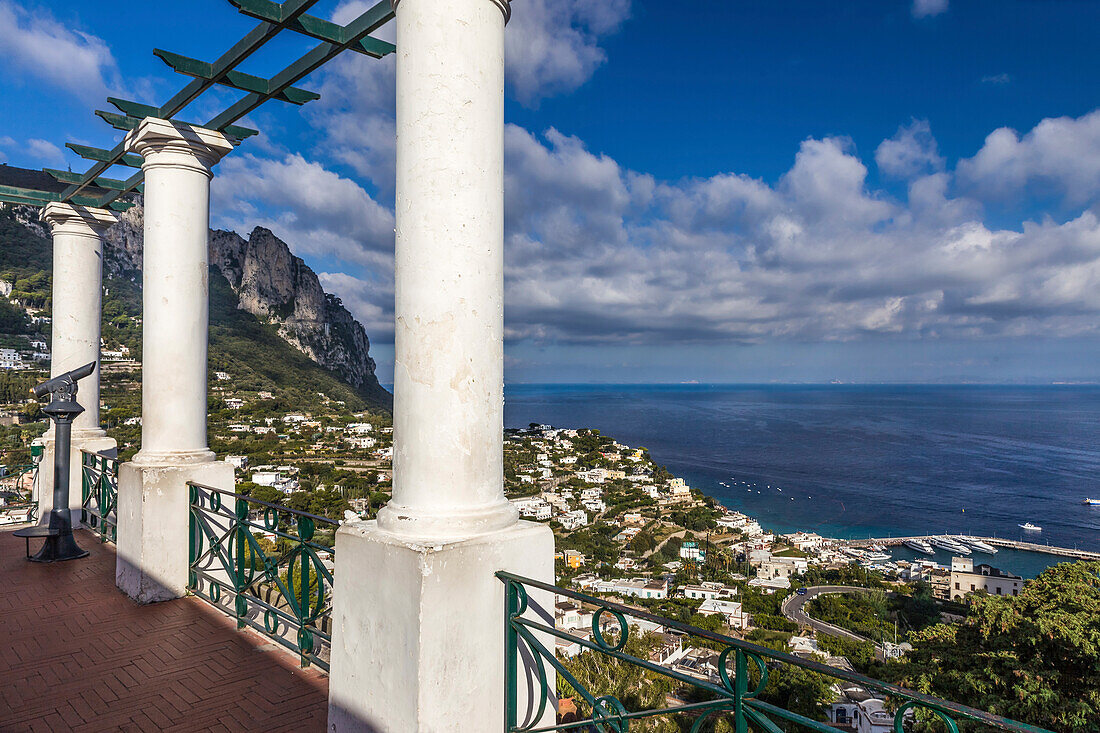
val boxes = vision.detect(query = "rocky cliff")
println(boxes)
[103,201,390,406]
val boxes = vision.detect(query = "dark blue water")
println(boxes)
[503,385,1100,576]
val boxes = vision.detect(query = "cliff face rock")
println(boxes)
[103,200,388,405]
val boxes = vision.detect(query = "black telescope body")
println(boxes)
[27,361,97,563]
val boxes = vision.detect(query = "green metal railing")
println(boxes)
[499,572,1054,733]
[80,451,119,543]
[188,482,336,669]
[0,463,39,525]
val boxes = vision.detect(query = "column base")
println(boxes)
[328,520,555,732]
[375,497,519,540]
[36,433,116,529]
[115,459,233,603]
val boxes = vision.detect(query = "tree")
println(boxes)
[888,561,1100,730]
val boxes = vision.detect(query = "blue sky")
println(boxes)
[3,0,1100,383]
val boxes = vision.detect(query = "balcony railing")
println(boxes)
[187,482,337,670]
[499,572,1054,733]
[81,450,118,543]
[0,463,39,525]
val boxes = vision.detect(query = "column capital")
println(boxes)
[40,203,118,238]
[392,0,511,23]
[123,118,235,177]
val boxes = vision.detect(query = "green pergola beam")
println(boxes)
[59,0,324,203]
[53,0,396,209]
[153,49,321,105]
[207,0,395,130]
[154,0,322,120]
[95,110,259,140]
[43,168,138,192]
[229,0,396,57]
[0,184,133,211]
[66,144,143,169]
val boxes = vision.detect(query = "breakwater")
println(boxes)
[846,536,1100,561]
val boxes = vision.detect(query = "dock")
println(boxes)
[845,535,1100,561]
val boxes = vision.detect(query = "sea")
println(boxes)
[503,384,1100,578]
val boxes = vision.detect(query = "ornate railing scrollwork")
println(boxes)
[187,482,338,670]
[498,572,1055,733]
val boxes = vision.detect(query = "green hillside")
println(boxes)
[0,204,389,439]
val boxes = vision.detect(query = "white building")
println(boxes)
[697,599,747,629]
[346,435,377,450]
[950,557,1023,600]
[748,577,791,593]
[226,455,249,471]
[0,349,23,370]
[595,578,668,600]
[224,397,244,409]
[680,582,737,600]
[558,509,588,530]
[512,498,552,522]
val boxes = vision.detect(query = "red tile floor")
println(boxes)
[0,528,328,732]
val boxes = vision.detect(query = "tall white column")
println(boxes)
[115,118,234,603]
[35,203,117,526]
[329,1,554,730]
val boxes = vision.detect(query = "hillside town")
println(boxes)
[501,423,1037,731]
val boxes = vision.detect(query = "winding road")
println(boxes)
[780,585,880,647]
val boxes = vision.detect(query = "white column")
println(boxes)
[35,203,117,526]
[328,1,554,730]
[115,118,234,603]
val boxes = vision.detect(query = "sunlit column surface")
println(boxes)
[35,204,118,525]
[115,118,234,603]
[329,1,554,730]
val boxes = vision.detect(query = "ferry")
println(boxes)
[1084,498,1100,506]
[954,535,997,554]
[930,535,971,555]
[1019,522,1042,532]
[863,551,891,562]
[903,538,935,555]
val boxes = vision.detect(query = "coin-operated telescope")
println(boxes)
[26,362,97,562]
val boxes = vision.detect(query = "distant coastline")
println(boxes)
[503,383,1100,573]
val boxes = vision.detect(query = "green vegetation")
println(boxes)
[807,586,942,643]
[886,561,1100,730]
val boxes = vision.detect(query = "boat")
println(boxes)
[1084,498,1100,506]
[954,535,997,554]
[1019,522,1041,532]
[930,536,971,555]
[863,551,891,562]
[904,538,935,555]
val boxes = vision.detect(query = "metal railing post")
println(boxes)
[504,579,519,732]
[734,648,748,733]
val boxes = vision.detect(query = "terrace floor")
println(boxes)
[0,528,329,732]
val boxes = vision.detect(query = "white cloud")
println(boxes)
[875,119,945,179]
[309,0,630,179]
[0,1,123,103]
[26,138,65,165]
[505,0,631,105]
[956,109,1100,205]
[912,0,948,19]
[211,152,394,271]
[317,271,394,340]
[981,73,1012,85]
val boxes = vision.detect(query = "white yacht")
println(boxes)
[903,538,934,555]
[1019,522,1042,532]
[863,551,891,562]
[930,535,971,555]
[954,535,997,554]
[1083,498,1100,506]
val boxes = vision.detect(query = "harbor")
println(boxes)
[846,535,1100,562]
